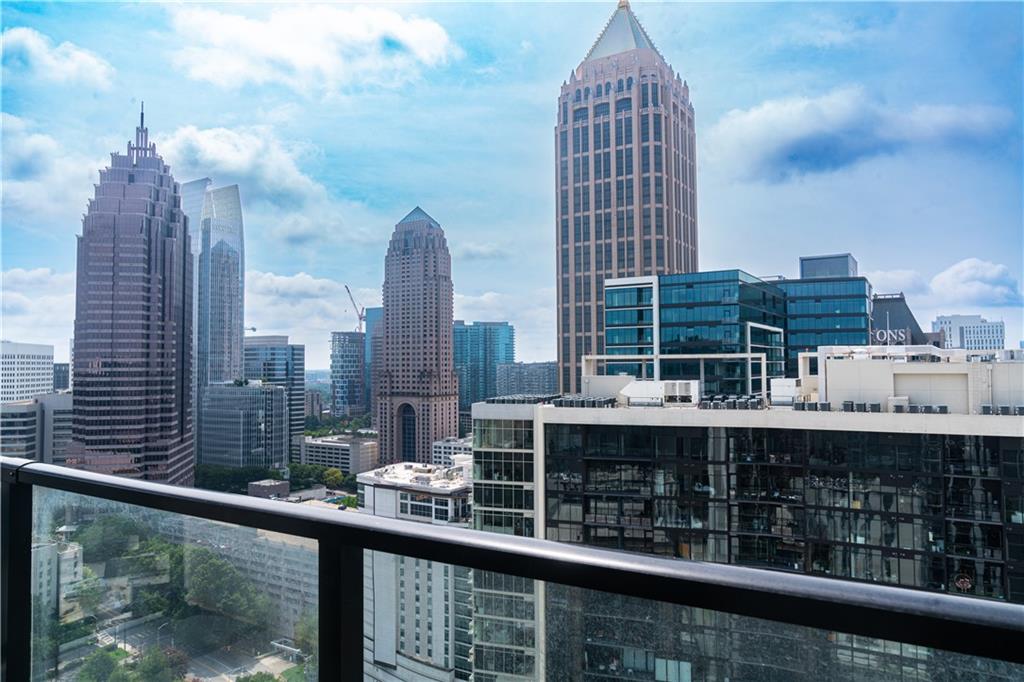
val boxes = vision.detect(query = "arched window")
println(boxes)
[626,77,633,90]
[596,84,603,97]
[399,404,416,462]
[584,87,590,100]
[605,81,612,95]
[575,89,582,102]
[617,79,624,92]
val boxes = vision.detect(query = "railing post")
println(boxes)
[319,536,363,682]
[2,462,33,681]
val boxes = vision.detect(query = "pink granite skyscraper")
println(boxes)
[556,0,698,392]
[68,107,195,485]
[376,207,459,464]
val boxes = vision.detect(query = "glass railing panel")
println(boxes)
[30,486,319,681]
[360,550,1023,682]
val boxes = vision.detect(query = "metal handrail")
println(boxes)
[3,456,1023,681]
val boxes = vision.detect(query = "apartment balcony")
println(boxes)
[3,455,1022,681]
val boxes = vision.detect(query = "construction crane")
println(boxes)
[344,285,366,333]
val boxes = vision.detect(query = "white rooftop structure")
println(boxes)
[357,461,471,496]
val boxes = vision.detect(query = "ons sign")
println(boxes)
[872,328,909,345]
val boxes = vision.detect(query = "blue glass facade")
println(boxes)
[777,277,872,376]
[604,271,786,395]
[453,321,516,411]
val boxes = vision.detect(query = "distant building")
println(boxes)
[69,108,193,485]
[453,321,515,418]
[431,435,473,467]
[778,255,872,376]
[364,307,384,413]
[872,293,943,346]
[1,341,54,402]
[799,252,858,279]
[2,393,74,464]
[358,460,473,680]
[301,435,379,474]
[933,314,1005,350]
[244,336,305,462]
[377,208,459,464]
[496,361,559,396]
[199,382,288,470]
[331,331,366,417]
[602,271,786,395]
[556,0,698,394]
[247,479,290,499]
[304,390,325,419]
[52,363,70,391]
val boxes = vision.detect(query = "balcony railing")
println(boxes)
[3,455,1023,681]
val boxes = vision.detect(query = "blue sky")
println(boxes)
[2,1,1021,367]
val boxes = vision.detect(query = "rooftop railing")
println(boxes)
[3,455,1023,680]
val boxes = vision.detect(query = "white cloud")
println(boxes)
[775,14,885,48]
[863,268,928,295]
[704,86,1013,181]
[1,27,114,89]
[1,268,76,360]
[1,113,101,235]
[929,258,1022,307]
[168,5,461,95]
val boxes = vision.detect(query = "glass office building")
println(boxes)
[604,271,786,395]
[777,277,872,376]
[199,382,287,469]
[243,336,305,462]
[453,321,516,413]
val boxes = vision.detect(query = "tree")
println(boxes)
[78,648,118,681]
[293,608,317,658]
[76,515,142,562]
[237,674,276,682]
[76,566,104,614]
[134,647,175,682]
[323,468,344,489]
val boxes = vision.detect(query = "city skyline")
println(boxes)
[2,2,1022,369]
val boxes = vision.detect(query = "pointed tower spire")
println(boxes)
[140,100,144,128]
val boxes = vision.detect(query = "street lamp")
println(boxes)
[157,622,170,649]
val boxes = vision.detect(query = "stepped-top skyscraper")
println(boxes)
[376,207,459,464]
[69,107,195,485]
[556,0,697,392]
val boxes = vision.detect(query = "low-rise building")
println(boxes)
[0,393,73,463]
[496,361,559,397]
[247,479,290,499]
[431,435,473,466]
[933,314,1006,350]
[358,461,473,681]
[301,434,379,474]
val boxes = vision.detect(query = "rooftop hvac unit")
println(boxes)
[888,396,910,413]
[982,404,993,415]
[855,403,867,413]
[908,405,921,414]
[936,405,949,414]
[818,402,831,412]
[699,400,710,410]
[894,404,905,414]
[869,403,882,413]
[1015,406,1024,416]
[736,399,749,410]
[807,402,819,412]
[999,405,1011,416]
[793,401,806,412]
[842,401,854,413]
[922,405,934,414]
[725,399,737,409]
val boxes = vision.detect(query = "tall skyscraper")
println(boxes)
[364,306,383,413]
[330,331,365,417]
[69,107,194,484]
[244,336,305,462]
[1,341,54,401]
[377,207,459,464]
[452,321,515,412]
[556,0,697,393]
[195,184,245,386]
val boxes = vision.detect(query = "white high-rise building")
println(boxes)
[1,341,54,402]
[357,460,474,681]
[932,314,1005,350]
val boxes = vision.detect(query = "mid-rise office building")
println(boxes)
[496,361,559,397]
[358,461,473,681]
[473,345,1024,677]
[1,341,54,402]
[1,400,41,459]
[556,0,698,394]
[244,336,305,462]
[365,307,384,413]
[69,108,194,485]
[453,321,516,416]
[377,208,459,464]
[331,331,366,417]
[602,271,786,395]
[301,434,379,474]
[198,381,287,470]
[51,363,69,392]
[776,255,872,376]
[872,293,944,347]
[431,435,473,467]
[304,389,325,419]
[933,314,1005,350]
